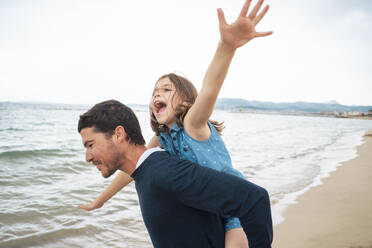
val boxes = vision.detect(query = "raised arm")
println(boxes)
[185,0,272,134]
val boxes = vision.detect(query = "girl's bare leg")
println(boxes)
[225,227,249,248]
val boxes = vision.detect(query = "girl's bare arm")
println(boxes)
[185,0,272,139]
[78,136,160,211]
[78,171,133,211]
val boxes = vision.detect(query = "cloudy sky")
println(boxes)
[1,0,371,106]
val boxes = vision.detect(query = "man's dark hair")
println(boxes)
[78,100,145,145]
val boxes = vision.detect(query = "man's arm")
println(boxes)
[155,156,273,248]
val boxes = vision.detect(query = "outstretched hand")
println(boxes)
[77,200,103,211]
[218,0,272,49]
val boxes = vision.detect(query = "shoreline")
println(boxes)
[226,109,372,120]
[273,131,372,247]
[335,116,372,120]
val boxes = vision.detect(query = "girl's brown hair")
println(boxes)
[150,73,225,136]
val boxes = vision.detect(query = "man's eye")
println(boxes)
[88,144,93,148]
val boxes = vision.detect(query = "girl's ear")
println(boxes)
[113,125,127,144]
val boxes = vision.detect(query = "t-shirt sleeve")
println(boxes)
[161,158,262,216]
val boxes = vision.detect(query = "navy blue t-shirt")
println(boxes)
[131,151,273,248]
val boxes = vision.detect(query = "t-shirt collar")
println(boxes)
[136,147,164,169]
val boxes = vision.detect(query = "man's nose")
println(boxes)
[86,151,93,162]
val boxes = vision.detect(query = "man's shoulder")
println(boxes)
[145,150,169,161]
[144,150,181,164]
[141,151,200,187]
[140,150,177,174]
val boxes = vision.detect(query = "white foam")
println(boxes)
[272,130,365,225]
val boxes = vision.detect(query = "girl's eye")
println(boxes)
[152,88,172,95]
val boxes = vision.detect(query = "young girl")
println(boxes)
[79,0,272,247]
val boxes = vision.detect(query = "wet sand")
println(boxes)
[273,131,372,248]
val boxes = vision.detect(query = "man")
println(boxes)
[78,100,273,248]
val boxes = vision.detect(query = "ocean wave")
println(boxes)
[38,162,89,175]
[0,127,53,133]
[0,127,26,132]
[0,149,77,160]
[0,224,102,248]
[287,133,343,160]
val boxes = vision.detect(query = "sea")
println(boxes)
[1,102,372,248]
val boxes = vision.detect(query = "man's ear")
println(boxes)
[113,125,127,144]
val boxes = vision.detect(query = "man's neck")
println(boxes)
[120,145,147,175]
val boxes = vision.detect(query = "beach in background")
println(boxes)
[1,102,372,247]
[274,132,372,247]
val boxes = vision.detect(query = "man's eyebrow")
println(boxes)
[83,139,94,147]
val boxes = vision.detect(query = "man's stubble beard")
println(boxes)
[104,144,122,178]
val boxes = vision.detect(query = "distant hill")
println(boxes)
[2,100,371,114]
[215,98,372,113]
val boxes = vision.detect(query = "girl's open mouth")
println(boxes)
[154,100,167,114]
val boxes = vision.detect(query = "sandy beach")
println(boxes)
[273,131,372,248]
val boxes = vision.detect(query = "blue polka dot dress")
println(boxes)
[159,122,245,231]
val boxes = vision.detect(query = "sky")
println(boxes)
[0,0,371,106]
